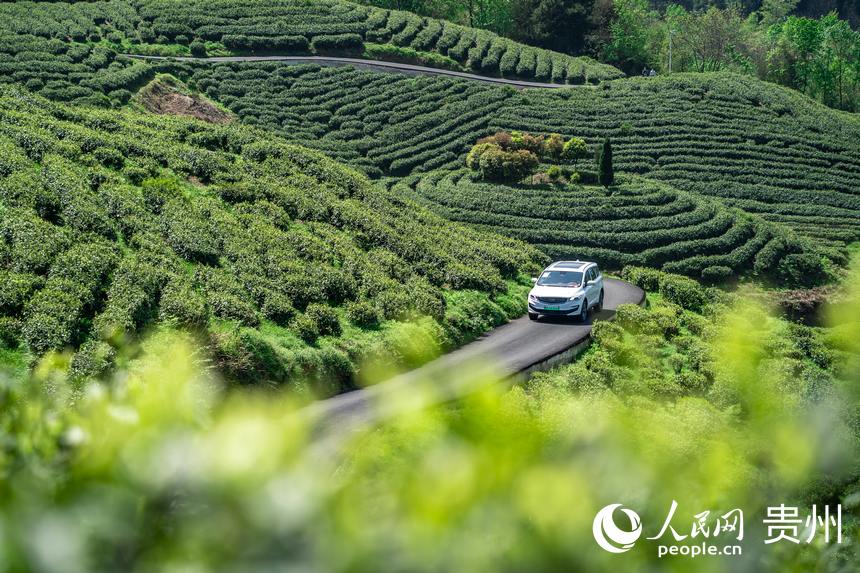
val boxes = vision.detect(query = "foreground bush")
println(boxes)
[1,261,859,571]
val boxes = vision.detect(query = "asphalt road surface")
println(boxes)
[126,54,580,89]
[305,278,644,444]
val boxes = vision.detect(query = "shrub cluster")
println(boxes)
[466,142,537,183]
[465,131,594,183]
[621,266,707,311]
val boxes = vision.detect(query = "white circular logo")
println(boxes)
[593,503,643,553]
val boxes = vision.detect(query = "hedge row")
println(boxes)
[394,169,825,284]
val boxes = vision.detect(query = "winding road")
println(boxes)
[129,53,641,438]
[307,278,644,443]
[126,54,579,89]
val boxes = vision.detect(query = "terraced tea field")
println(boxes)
[1,0,858,275]
[0,0,620,94]
[174,63,860,252]
[394,170,812,282]
[498,75,860,251]
[0,86,539,389]
[183,62,509,177]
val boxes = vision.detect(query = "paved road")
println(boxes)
[126,54,580,89]
[305,278,644,445]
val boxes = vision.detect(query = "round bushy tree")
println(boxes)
[479,147,538,182]
[542,133,564,161]
[562,137,588,168]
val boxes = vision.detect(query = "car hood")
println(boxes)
[529,285,585,298]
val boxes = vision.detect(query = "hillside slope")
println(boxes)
[0,86,540,391]
[176,63,860,253]
[2,2,859,276]
[500,74,860,251]
[0,0,622,87]
[395,171,819,284]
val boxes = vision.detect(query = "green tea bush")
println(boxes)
[620,266,663,291]
[291,312,320,344]
[159,277,210,327]
[659,274,707,311]
[261,291,296,326]
[161,198,221,264]
[0,86,538,388]
[345,299,380,327]
[375,288,415,322]
[70,338,116,379]
[221,35,311,54]
[20,241,120,352]
[189,39,207,57]
[0,271,43,315]
[615,303,661,335]
[94,256,166,337]
[0,316,21,348]
[778,253,828,287]
[305,303,342,337]
[701,265,733,283]
[311,33,363,53]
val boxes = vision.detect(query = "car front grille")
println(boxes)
[537,297,567,304]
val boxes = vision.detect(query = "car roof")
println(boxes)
[547,260,592,271]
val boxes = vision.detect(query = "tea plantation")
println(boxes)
[181,62,512,177]
[1,1,859,284]
[499,75,860,251]
[395,170,820,284]
[0,86,540,391]
[174,63,860,254]
[0,0,621,91]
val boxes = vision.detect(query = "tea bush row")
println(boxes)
[394,170,823,284]
[0,0,621,84]
[0,85,540,390]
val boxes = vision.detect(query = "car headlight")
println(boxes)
[568,296,580,302]
[528,294,537,301]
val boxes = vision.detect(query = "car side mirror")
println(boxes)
[585,280,593,286]
[530,277,538,283]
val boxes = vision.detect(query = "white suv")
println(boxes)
[527,261,604,322]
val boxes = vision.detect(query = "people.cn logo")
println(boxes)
[593,504,643,553]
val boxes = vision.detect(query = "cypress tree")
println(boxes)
[598,137,614,187]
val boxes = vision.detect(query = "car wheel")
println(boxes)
[528,312,539,321]
[595,289,604,312]
[580,300,589,323]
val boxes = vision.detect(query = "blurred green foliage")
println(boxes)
[1,263,858,571]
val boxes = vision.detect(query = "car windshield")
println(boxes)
[537,270,583,287]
